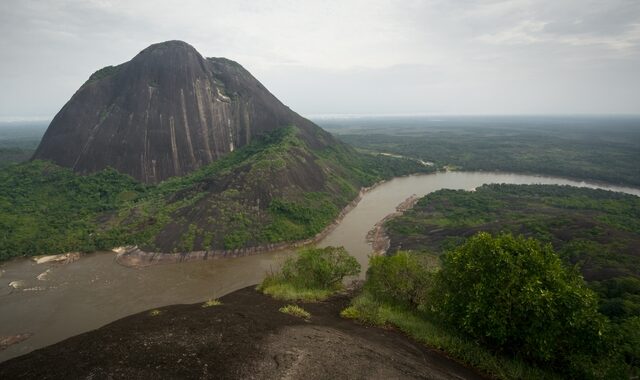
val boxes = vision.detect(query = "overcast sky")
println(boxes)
[1,0,639,120]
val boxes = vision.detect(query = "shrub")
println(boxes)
[279,304,311,319]
[281,246,360,289]
[258,246,360,301]
[202,299,222,307]
[344,232,627,378]
[365,251,434,311]
[432,232,610,369]
[341,293,389,325]
[614,317,640,372]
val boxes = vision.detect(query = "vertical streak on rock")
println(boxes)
[143,86,155,182]
[72,107,109,170]
[140,152,144,182]
[180,88,197,167]
[226,107,234,152]
[157,113,163,181]
[194,80,213,163]
[168,116,180,176]
[244,103,251,145]
[143,111,149,182]
[128,112,136,175]
[207,88,221,159]
[218,103,229,153]
[73,124,96,170]
[207,91,216,159]
[141,114,146,181]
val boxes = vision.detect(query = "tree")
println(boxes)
[365,251,433,310]
[432,232,608,363]
[281,246,361,289]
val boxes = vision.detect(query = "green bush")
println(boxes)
[432,232,611,371]
[345,233,630,378]
[258,246,360,301]
[365,252,434,310]
[280,246,361,289]
[342,292,561,380]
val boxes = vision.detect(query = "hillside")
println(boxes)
[0,126,430,260]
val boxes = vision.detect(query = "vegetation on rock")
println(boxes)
[202,299,222,308]
[433,233,608,369]
[0,161,144,260]
[385,184,640,323]
[354,184,640,378]
[83,64,123,85]
[259,246,360,301]
[345,233,632,379]
[0,126,431,261]
[279,304,311,319]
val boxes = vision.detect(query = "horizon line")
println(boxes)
[2,113,640,123]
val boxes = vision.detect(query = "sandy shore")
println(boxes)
[366,194,420,255]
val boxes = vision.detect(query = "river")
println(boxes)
[1,171,639,362]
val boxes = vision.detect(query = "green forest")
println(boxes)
[386,184,640,319]
[0,126,432,261]
[324,116,640,188]
[377,184,640,376]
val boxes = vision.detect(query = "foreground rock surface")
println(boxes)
[0,287,484,380]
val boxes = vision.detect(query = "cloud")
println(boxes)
[471,0,640,53]
[477,20,547,45]
[0,0,638,117]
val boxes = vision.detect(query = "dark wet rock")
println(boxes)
[0,287,485,379]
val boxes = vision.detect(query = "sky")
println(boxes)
[1,0,639,120]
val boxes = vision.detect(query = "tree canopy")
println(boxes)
[433,232,608,363]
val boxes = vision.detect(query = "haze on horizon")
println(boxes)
[1,0,639,121]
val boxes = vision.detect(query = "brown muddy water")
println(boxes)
[1,171,639,362]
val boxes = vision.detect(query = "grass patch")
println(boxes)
[260,282,334,302]
[202,299,222,308]
[279,304,311,319]
[343,292,561,380]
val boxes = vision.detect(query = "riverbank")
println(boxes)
[0,286,485,380]
[4,171,639,364]
[366,194,420,255]
[115,180,387,268]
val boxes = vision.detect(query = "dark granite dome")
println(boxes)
[33,40,327,183]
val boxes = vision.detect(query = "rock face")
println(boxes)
[0,287,485,379]
[33,40,325,183]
